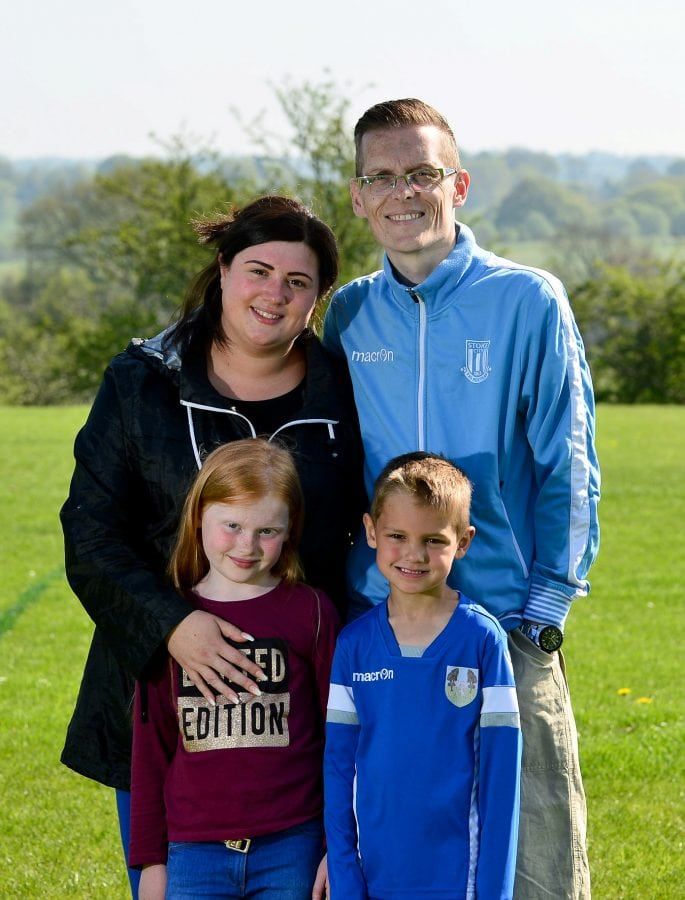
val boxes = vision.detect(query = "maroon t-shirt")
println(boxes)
[129,583,339,867]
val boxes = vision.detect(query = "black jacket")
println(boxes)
[60,328,363,790]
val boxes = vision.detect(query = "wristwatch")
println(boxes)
[519,620,563,653]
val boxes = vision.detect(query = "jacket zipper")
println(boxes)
[408,289,426,450]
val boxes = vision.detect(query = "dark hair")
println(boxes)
[354,99,460,175]
[370,451,472,536]
[168,195,339,352]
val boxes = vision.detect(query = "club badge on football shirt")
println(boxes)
[445,665,479,707]
[461,340,491,383]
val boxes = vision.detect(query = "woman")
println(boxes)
[60,196,363,893]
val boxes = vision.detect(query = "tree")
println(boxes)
[494,177,598,237]
[462,152,512,212]
[234,74,379,293]
[671,208,685,237]
[627,202,671,237]
[601,207,640,239]
[1,142,250,403]
[20,140,244,322]
[520,210,556,240]
[623,179,685,220]
[572,262,685,403]
[0,271,121,404]
[504,148,559,180]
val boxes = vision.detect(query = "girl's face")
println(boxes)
[218,241,320,355]
[198,494,290,599]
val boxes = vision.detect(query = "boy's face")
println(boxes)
[363,491,474,600]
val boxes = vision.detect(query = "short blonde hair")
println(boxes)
[370,452,472,536]
[170,439,304,592]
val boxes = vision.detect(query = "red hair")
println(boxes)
[170,438,304,591]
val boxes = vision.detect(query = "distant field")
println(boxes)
[0,405,683,898]
[0,258,26,280]
[503,237,685,270]
[3,235,685,291]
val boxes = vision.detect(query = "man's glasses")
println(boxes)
[354,167,459,196]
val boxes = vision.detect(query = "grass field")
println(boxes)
[0,405,683,898]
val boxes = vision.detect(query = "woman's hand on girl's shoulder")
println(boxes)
[139,863,166,900]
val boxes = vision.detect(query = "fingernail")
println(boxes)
[258,672,268,682]
[208,696,216,707]
[241,632,255,641]
[249,685,262,697]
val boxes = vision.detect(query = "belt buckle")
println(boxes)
[225,838,251,853]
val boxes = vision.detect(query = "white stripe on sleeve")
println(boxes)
[327,682,357,714]
[481,686,519,714]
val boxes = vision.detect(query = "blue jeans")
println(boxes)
[116,789,141,898]
[166,818,324,899]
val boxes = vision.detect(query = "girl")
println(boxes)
[129,438,338,900]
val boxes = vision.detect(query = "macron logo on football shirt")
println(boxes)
[352,668,394,682]
[350,348,395,364]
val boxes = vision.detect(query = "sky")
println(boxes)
[3,0,684,161]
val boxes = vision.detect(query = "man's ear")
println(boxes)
[452,169,470,209]
[349,179,368,219]
[363,512,377,548]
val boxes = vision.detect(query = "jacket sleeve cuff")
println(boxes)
[524,574,575,629]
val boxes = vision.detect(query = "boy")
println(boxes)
[324,453,521,900]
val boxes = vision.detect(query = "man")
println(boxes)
[323,99,600,899]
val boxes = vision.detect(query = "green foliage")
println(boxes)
[0,81,381,402]
[1,144,249,403]
[0,157,97,262]
[1,79,685,405]
[235,74,379,290]
[571,262,685,403]
[671,208,685,237]
[0,285,154,405]
[1,405,684,897]
[21,143,241,313]
[627,203,671,237]
[459,152,512,212]
[623,178,685,219]
[495,176,598,238]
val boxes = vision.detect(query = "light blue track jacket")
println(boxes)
[323,224,600,629]
[325,598,522,899]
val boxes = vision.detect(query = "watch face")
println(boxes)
[539,626,563,653]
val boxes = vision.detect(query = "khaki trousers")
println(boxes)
[508,628,591,900]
